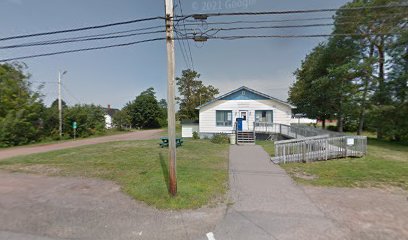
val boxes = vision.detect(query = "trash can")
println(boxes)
[229,133,236,145]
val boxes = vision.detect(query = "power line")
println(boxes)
[182,12,407,27]
[182,23,335,34]
[177,0,195,70]
[0,25,164,50]
[0,16,165,42]
[176,4,408,19]
[0,37,165,62]
[173,1,190,69]
[62,84,81,104]
[194,33,402,40]
[0,30,165,49]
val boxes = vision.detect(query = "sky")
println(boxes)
[0,0,350,109]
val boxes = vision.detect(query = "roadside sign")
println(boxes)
[72,121,77,129]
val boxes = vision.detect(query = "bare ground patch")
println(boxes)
[303,186,408,240]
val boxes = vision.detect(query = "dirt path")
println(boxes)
[0,171,224,240]
[0,129,163,160]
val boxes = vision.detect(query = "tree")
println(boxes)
[176,69,219,120]
[113,109,132,130]
[42,99,67,138]
[289,44,337,129]
[124,87,164,129]
[0,63,45,147]
[63,104,106,138]
[333,0,407,137]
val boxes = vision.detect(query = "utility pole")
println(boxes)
[58,71,67,139]
[165,0,177,196]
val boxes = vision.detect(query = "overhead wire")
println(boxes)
[0,16,165,41]
[177,0,195,70]
[174,4,408,19]
[0,37,165,62]
[0,30,166,49]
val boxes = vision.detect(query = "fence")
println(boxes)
[272,135,367,164]
[254,122,344,138]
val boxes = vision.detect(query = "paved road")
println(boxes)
[211,145,350,240]
[0,172,225,240]
[0,130,163,160]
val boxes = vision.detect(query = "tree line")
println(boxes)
[1,62,218,147]
[0,63,107,147]
[289,0,407,141]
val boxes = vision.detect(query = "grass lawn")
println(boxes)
[256,140,275,156]
[257,139,408,190]
[0,139,229,209]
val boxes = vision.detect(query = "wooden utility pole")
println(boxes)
[165,0,177,196]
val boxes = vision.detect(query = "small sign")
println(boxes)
[346,138,354,146]
[227,112,232,121]
[72,121,77,129]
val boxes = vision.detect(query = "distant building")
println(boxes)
[103,104,119,129]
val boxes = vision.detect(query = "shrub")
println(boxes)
[211,133,229,144]
[327,125,337,132]
[192,131,199,139]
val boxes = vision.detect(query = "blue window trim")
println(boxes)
[216,110,233,127]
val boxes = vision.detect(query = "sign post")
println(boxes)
[72,121,77,140]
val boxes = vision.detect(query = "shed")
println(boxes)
[181,120,199,138]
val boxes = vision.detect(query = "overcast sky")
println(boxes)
[0,0,349,109]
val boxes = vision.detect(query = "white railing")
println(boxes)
[252,122,367,164]
[273,135,367,164]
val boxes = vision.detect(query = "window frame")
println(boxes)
[216,110,233,127]
[255,110,273,123]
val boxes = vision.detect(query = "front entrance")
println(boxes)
[239,110,248,131]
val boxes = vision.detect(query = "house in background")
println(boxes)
[195,86,295,139]
[103,105,119,129]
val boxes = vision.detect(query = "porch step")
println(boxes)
[237,131,255,144]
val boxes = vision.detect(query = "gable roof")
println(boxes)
[196,86,296,109]
[103,107,120,117]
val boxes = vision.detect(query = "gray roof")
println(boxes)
[195,86,296,109]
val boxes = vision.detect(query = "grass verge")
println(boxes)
[257,139,408,190]
[0,139,229,209]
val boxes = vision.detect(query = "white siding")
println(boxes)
[182,124,199,138]
[199,99,292,134]
[105,114,113,129]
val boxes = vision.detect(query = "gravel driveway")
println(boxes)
[0,171,225,240]
[0,129,163,160]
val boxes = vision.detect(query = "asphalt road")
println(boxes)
[0,129,163,160]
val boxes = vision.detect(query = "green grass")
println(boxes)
[0,139,229,209]
[258,139,408,190]
[256,140,275,156]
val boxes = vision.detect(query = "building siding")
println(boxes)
[199,99,292,134]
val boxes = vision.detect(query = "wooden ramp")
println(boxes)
[272,135,367,164]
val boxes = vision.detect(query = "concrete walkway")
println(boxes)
[211,145,350,240]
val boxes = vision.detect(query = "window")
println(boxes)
[216,110,233,126]
[255,110,273,123]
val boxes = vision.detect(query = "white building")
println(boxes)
[196,86,295,138]
[103,105,119,129]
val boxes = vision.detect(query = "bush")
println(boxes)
[211,133,229,144]
[192,131,199,139]
[326,125,337,132]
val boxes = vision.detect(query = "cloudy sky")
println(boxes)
[0,0,349,108]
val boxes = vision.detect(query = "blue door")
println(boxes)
[236,118,243,131]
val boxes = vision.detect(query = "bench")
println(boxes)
[160,137,183,148]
